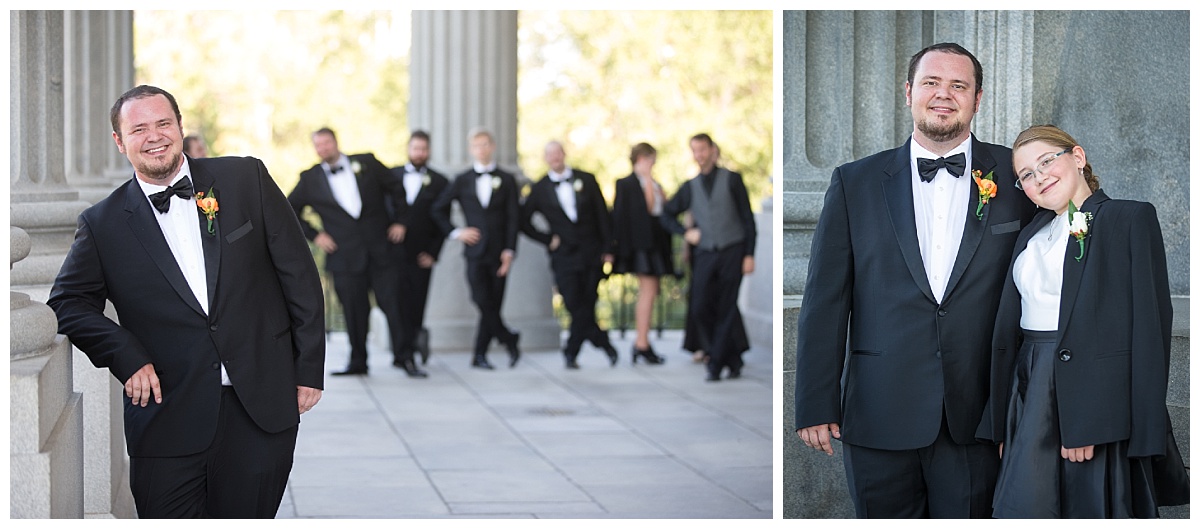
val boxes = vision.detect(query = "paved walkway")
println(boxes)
[276,330,772,519]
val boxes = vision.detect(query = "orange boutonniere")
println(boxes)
[195,188,219,234]
[972,169,997,220]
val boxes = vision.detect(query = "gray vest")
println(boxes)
[689,168,745,251]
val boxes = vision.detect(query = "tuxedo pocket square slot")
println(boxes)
[990,220,1021,235]
[225,220,254,243]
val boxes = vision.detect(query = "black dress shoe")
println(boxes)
[565,358,580,369]
[417,328,431,365]
[727,367,741,379]
[706,371,721,382]
[602,344,619,367]
[332,367,368,376]
[401,360,429,378]
[471,355,495,370]
[632,345,664,365]
[506,331,521,368]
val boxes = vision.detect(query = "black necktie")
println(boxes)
[328,164,343,175]
[917,153,966,182]
[149,176,193,214]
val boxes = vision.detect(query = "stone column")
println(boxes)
[11,9,136,519]
[408,10,559,353]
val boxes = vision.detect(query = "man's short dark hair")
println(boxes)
[110,85,182,138]
[690,133,715,147]
[906,42,983,94]
[313,127,337,141]
[409,130,430,144]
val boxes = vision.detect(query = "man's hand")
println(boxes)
[314,232,338,254]
[417,252,435,269]
[742,256,755,274]
[549,235,561,252]
[797,423,841,456]
[388,224,407,244]
[125,363,162,407]
[458,227,482,246]
[1061,444,1095,462]
[297,386,322,414]
[497,250,514,277]
[684,227,702,246]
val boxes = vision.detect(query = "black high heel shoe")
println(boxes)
[632,345,664,365]
[603,344,619,367]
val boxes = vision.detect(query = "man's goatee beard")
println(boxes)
[917,119,969,143]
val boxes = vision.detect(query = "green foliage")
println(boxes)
[517,11,773,207]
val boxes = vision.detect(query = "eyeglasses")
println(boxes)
[1015,149,1071,190]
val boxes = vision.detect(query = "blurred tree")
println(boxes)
[517,11,772,208]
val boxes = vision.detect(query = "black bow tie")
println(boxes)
[327,164,343,175]
[917,153,966,182]
[149,176,194,214]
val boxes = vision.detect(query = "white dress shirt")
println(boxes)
[910,136,972,303]
[137,158,231,385]
[402,163,426,205]
[474,162,497,208]
[549,167,578,222]
[325,154,362,219]
[1014,212,1069,331]
[636,174,664,216]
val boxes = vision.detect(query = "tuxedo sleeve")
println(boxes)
[504,176,520,253]
[519,184,553,247]
[48,215,154,384]
[1127,203,1171,457]
[286,172,320,241]
[431,178,458,238]
[609,181,627,256]
[258,160,326,390]
[728,171,757,257]
[794,167,854,431]
[660,183,690,235]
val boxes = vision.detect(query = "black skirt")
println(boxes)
[614,215,675,277]
[992,330,1162,518]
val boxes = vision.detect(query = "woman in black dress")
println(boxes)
[610,143,674,364]
[978,125,1187,517]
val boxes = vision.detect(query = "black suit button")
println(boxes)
[1058,349,1072,362]
[210,324,218,332]
[937,309,948,317]
[211,362,220,370]
[935,351,942,359]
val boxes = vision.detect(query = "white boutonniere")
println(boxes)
[422,175,431,186]
[572,178,583,192]
[1067,200,1093,262]
[350,160,362,175]
[491,175,502,189]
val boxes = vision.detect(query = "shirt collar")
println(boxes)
[910,134,972,164]
[474,162,497,174]
[404,162,427,175]
[324,154,351,174]
[549,166,573,183]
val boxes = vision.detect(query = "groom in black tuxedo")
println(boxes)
[521,140,618,369]
[793,43,1036,518]
[289,128,426,378]
[48,85,325,517]
[432,127,522,369]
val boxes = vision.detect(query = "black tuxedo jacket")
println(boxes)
[48,156,326,458]
[794,136,1036,450]
[520,169,612,272]
[389,165,450,262]
[289,153,398,274]
[610,173,671,262]
[977,190,1172,458]
[432,166,520,262]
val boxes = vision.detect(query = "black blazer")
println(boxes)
[977,190,1172,458]
[431,166,520,262]
[520,169,612,272]
[389,165,450,263]
[793,136,1037,450]
[48,156,326,457]
[288,153,398,274]
[610,173,673,269]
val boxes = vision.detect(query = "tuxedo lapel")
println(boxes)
[191,161,221,310]
[1057,190,1109,334]
[943,137,994,301]
[122,180,207,317]
[882,140,936,304]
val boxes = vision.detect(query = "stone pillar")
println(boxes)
[10,9,136,519]
[409,10,559,353]
[63,10,135,205]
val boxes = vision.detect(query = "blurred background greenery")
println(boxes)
[134,10,772,332]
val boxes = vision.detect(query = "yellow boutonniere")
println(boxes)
[195,188,219,234]
[972,169,997,220]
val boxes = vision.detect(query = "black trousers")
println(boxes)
[129,387,298,518]
[466,257,516,356]
[842,415,1000,518]
[554,261,611,358]
[396,256,434,357]
[331,258,407,369]
[689,243,748,375]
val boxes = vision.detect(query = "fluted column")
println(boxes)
[409,10,559,353]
